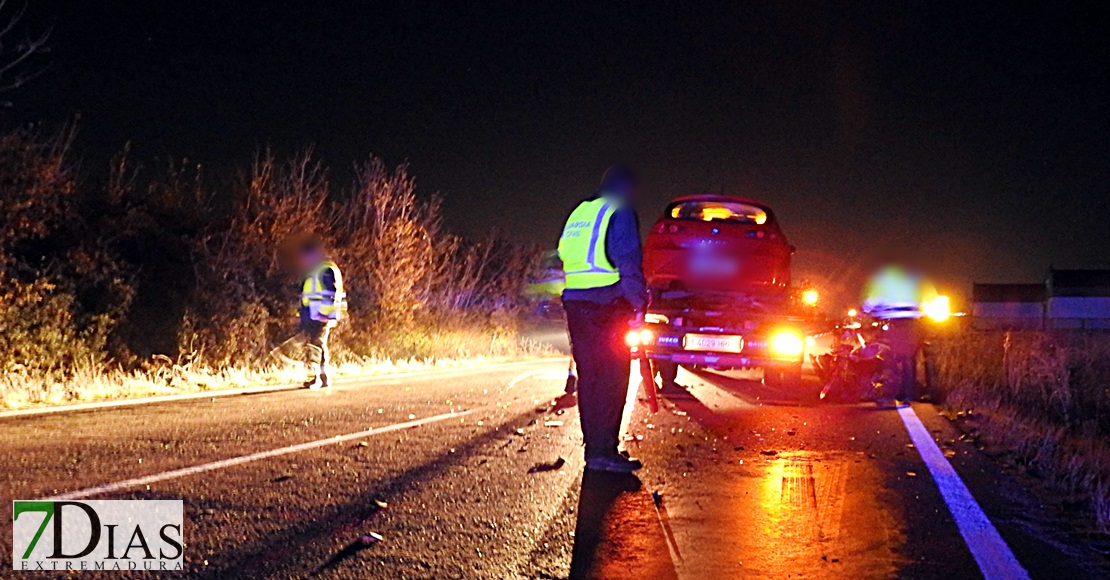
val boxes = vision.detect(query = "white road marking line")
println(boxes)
[898,406,1031,580]
[41,410,472,501]
[1,358,563,419]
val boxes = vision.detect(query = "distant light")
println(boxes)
[847,308,858,317]
[924,295,951,322]
[802,289,819,306]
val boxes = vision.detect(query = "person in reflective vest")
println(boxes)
[298,237,347,389]
[558,165,649,473]
[861,264,936,321]
[861,264,935,404]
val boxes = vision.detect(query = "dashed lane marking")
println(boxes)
[899,405,1031,580]
[42,410,472,501]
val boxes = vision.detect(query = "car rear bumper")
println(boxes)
[640,348,800,369]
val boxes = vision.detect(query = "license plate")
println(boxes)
[684,334,743,353]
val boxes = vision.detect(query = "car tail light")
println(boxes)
[769,329,805,359]
[626,329,655,348]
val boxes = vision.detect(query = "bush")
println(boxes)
[0,126,133,399]
[182,151,542,367]
[0,279,111,380]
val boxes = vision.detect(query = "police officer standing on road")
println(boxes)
[861,263,935,405]
[298,237,347,390]
[558,166,649,473]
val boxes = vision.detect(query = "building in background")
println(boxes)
[971,270,1110,330]
[1046,270,1110,329]
[971,283,1046,330]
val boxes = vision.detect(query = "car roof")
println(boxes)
[667,194,772,209]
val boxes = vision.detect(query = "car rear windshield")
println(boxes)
[668,201,768,225]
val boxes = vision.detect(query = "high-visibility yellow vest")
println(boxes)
[301,260,347,323]
[559,198,620,290]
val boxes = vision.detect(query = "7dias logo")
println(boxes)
[12,500,183,572]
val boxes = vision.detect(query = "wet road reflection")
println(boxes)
[615,367,908,578]
[569,471,641,578]
[569,470,681,580]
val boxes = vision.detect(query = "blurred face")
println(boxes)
[298,249,322,271]
[607,175,638,205]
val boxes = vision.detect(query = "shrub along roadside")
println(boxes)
[0,126,548,409]
[932,330,1110,526]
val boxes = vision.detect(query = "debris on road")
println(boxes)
[760,450,778,456]
[544,420,564,427]
[271,474,294,483]
[528,457,567,473]
[358,532,383,546]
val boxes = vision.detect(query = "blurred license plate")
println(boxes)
[684,334,743,353]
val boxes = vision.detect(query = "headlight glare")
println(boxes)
[625,329,654,348]
[769,330,805,358]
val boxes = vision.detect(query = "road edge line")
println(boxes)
[1,357,563,419]
[898,405,1031,580]
[41,410,473,501]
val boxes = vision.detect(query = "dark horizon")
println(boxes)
[9,1,1110,305]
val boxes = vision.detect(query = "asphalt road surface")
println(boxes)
[2,358,1108,579]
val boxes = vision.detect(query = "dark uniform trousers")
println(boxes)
[884,318,922,400]
[563,299,633,459]
[301,320,331,379]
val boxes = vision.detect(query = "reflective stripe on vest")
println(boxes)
[558,198,620,290]
[301,260,347,321]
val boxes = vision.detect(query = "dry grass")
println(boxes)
[933,330,1110,526]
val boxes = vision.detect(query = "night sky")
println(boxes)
[9,1,1110,305]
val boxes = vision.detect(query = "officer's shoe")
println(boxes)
[875,398,898,409]
[303,376,323,390]
[564,375,577,395]
[585,455,643,473]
